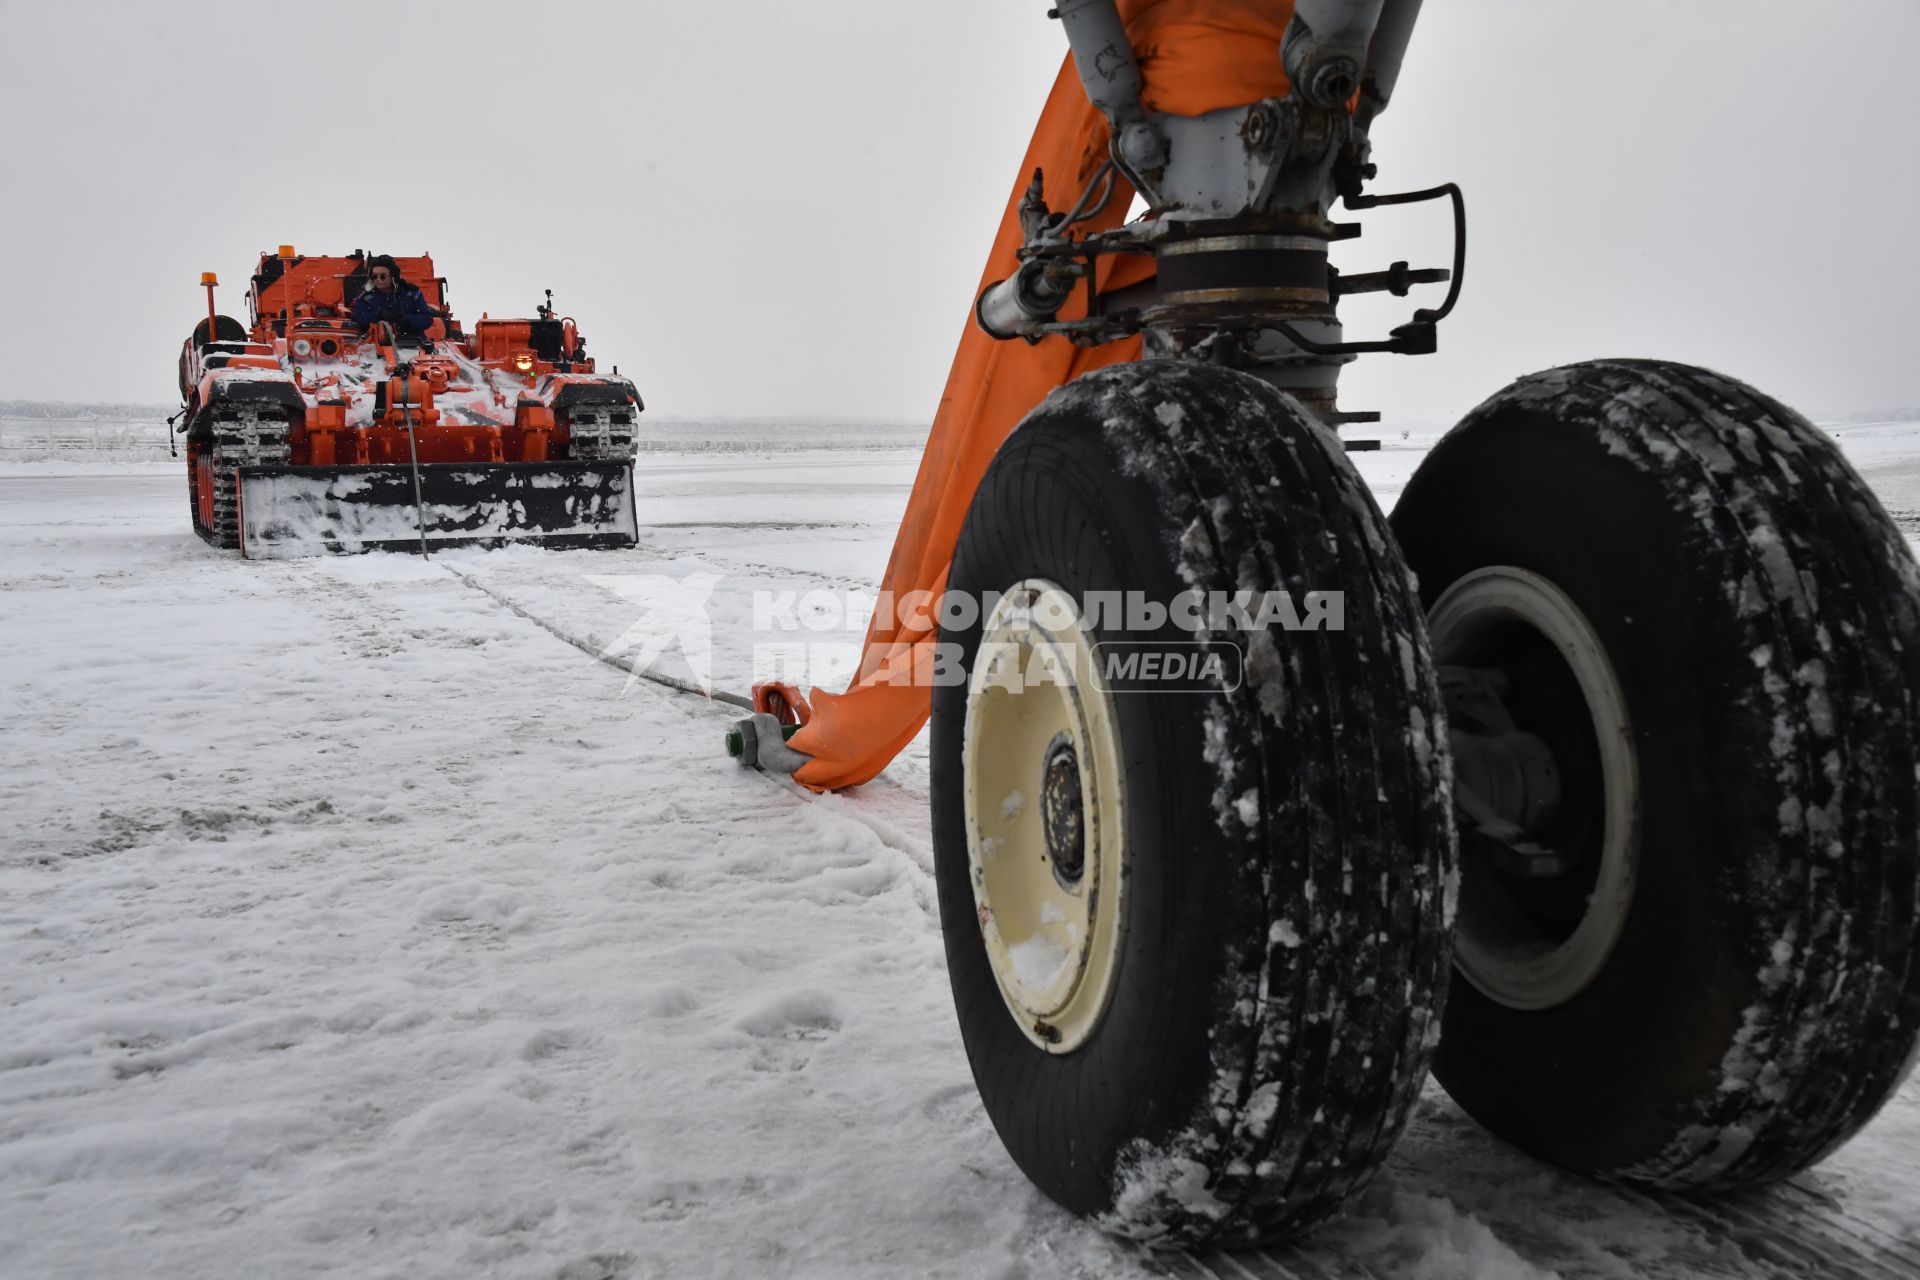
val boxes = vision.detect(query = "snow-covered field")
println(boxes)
[2,423,1917,1279]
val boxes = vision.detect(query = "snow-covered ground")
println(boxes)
[2,424,1917,1279]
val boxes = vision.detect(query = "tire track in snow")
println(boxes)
[436,561,754,711]
[1625,1183,1920,1280]
[434,558,938,888]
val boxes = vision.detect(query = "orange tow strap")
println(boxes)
[788,1,1295,791]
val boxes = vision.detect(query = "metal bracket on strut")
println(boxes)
[976,1,1464,361]
[973,171,1465,364]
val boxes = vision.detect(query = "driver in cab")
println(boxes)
[350,255,435,338]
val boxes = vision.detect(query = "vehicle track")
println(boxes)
[1650,1181,1920,1280]
[435,558,940,872]
[1161,1191,1917,1280]
[437,561,754,711]
[1161,1110,1920,1280]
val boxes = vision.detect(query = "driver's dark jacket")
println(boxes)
[350,282,435,337]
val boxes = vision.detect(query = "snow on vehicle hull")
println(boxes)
[236,461,638,558]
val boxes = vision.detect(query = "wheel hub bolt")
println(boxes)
[1041,733,1086,884]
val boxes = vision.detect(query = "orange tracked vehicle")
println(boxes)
[175,247,643,557]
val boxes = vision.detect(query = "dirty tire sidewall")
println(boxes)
[1392,359,1920,1186]
[933,362,1455,1245]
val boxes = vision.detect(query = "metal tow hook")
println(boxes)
[726,712,812,776]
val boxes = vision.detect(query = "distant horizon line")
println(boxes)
[3,397,1917,431]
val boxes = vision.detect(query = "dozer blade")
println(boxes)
[236,462,638,559]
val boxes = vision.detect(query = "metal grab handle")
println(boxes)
[1346,181,1466,323]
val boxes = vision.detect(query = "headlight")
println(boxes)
[292,338,312,356]
[513,353,535,373]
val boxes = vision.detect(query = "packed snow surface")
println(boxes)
[2,424,1918,1278]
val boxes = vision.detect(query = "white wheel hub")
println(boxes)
[1430,565,1639,1011]
[962,580,1126,1053]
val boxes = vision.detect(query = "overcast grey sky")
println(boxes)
[1,0,1915,424]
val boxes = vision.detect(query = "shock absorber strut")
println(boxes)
[974,0,1461,429]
